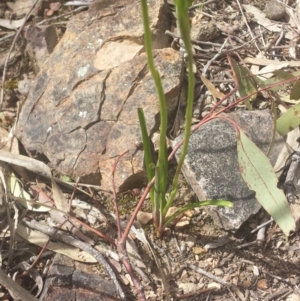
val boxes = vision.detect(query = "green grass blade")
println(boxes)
[164,0,195,216]
[141,0,168,229]
[153,165,161,227]
[137,108,155,181]
[163,200,233,228]
[138,108,155,205]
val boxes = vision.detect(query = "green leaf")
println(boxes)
[276,102,300,135]
[266,100,277,157]
[273,70,295,81]
[163,200,233,228]
[61,175,72,182]
[262,70,300,92]
[237,130,295,236]
[138,108,155,205]
[138,108,155,181]
[229,57,257,110]
[290,78,300,100]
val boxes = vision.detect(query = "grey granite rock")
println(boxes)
[190,22,220,42]
[173,110,285,230]
[15,0,185,191]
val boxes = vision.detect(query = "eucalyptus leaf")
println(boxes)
[262,70,300,92]
[229,57,257,110]
[290,78,300,100]
[237,130,295,236]
[276,102,300,135]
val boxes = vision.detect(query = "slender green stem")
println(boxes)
[141,0,168,228]
[163,0,195,217]
[141,0,168,143]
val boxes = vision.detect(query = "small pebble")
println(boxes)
[18,78,33,96]
[213,268,224,276]
[256,278,269,290]
[265,0,285,20]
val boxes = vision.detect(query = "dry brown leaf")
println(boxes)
[200,74,225,101]
[17,224,97,263]
[50,179,95,245]
[286,7,300,33]
[0,150,93,243]
[6,0,36,16]
[0,151,51,178]
[49,2,61,11]
[0,17,26,29]
[288,37,300,59]
[274,127,299,174]
[242,5,296,40]
[244,57,300,76]
[44,9,54,17]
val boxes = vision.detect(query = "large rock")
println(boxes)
[40,254,118,301]
[16,0,185,191]
[173,110,285,230]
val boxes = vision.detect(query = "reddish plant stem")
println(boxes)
[112,151,147,301]
[118,241,146,301]
[120,180,154,244]
[111,150,129,240]
[69,214,115,245]
[68,176,80,212]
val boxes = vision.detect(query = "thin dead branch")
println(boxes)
[235,0,260,52]
[22,219,126,300]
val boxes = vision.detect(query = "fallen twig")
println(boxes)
[22,219,126,300]
[250,218,273,234]
[263,270,292,285]
[265,288,293,301]
[189,264,231,288]
[189,265,243,301]
[202,38,228,76]
[37,6,86,25]
[235,0,260,52]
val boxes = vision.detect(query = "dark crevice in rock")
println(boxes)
[97,69,112,121]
